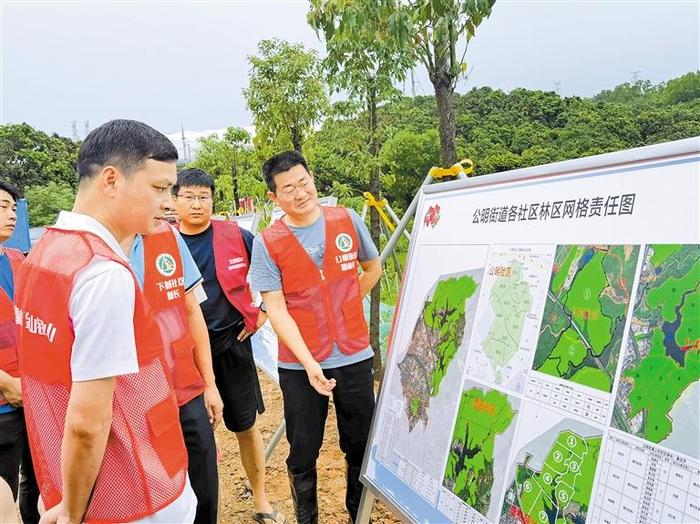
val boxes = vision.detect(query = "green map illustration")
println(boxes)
[484,261,534,383]
[399,274,478,431]
[612,244,700,458]
[500,429,601,524]
[443,387,518,519]
[533,245,639,392]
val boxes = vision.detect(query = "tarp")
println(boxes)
[2,199,31,253]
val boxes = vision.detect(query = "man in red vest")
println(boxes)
[172,168,284,524]
[14,120,196,523]
[125,220,223,523]
[250,151,382,524]
[0,180,39,523]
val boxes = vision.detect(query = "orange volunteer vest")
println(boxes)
[143,223,205,407]
[0,247,24,408]
[180,220,259,331]
[261,206,369,363]
[15,228,187,523]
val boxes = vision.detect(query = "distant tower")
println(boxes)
[84,120,90,137]
[630,71,641,83]
[180,123,189,163]
[71,120,78,141]
[553,80,561,94]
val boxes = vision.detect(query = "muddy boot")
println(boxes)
[346,463,368,523]
[288,467,318,524]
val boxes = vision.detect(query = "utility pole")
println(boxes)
[71,121,78,141]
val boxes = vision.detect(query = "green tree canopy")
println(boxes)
[0,124,80,192]
[243,39,328,152]
[25,181,75,227]
[189,128,267,214]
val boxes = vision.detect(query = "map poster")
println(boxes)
[360,138,700,524]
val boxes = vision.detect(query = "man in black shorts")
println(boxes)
[173,168,284,523]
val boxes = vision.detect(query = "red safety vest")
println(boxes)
[15,228,187,523]
[184,220,259,331]
[0,248,24,408]
[261,207,369,363]
[143,223,205,407]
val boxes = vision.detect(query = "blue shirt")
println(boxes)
[0,252,16,414]
[250,208,378,370]
[128,230,202,292]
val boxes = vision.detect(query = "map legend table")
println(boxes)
[526,374,610,424]
[591,433,700,523]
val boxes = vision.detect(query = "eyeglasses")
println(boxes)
[176,194,212,204]
[277,178,312,199]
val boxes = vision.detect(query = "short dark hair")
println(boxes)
[262,150,309,192]
[77,119,178,182]
[0,180,21,202]
[173,168,215,196]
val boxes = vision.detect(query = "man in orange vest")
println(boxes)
[0,180,39,523]
[14,120,197,523]
[250,151,382,524]
[172,168,284,524]
[125,220,223,523]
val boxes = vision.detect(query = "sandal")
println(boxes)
[252,507,287,523]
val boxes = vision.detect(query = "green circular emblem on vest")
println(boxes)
[335,233,353,253]
[156,253,177,277]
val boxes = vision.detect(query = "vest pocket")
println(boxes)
[146,397,186,477]
[341,299,368,340]
[288,309,321,350]
[171,335,201,388]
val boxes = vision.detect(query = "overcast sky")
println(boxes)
[1,0,698,138]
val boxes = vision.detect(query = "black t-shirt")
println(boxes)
[180,224,254,354]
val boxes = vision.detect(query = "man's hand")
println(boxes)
[203,385,223,429]
[305,362,336,397]
[0,375,22,407]
[39,501,78,524]
[236,324,254,342]
[237,310,267,342]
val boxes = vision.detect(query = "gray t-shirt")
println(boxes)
[250,207,378,370]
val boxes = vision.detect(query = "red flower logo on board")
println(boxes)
[424,204,441,228]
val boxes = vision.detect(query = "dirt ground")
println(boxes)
[216,370,402,523]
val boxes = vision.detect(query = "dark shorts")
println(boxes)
[211,330,265,433]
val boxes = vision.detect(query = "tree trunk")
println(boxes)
[291,125,303,153]
[231,150,240,213]
[430,57,458,166]
[367,79,383,379]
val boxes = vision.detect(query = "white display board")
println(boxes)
[234,212,260,233]
[251,321,279,384]
[361,138,700,524]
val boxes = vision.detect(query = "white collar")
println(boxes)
[54,211,129,262]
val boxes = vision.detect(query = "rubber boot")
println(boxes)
[346,463,367,524]
[288,467,318,524]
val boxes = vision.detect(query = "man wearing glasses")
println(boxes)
[172,169,284,524]
[250,151,382,524]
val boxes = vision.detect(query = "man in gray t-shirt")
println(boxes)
[250,206,377,371]
[250,151,381,524]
